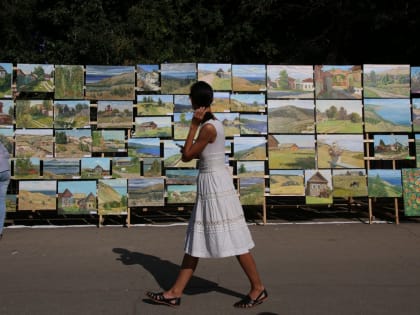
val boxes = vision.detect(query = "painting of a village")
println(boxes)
[305,170,333,204]
[134,116,172,138]
[0,63,13,98]
[0,100,14,128]
[233,136,266,161]
[402,168,420,216]
[97,101,133,129]
[212,92,230,112]
[167,184,196,204]
[368,169,402,198]
[137,94,173,116]
[15,99,53,128]
[98,179,127,215]
[54,100,90,128]
[55,129,91,158]
[412,98,420,132]
[137,64,160,92]
[163,140,196,168]
[239,177,265,205]
[85,65,135,100]
[269,170,305,196]
[14,129,54,158]
[16,64,54,93]
[142,157,161,177]
[92,130,125,153]
[112,157,140,178]
[128,178,164,207]
[18,180,56,211]
[268,100,314,133]
[317,134,364,169]
[230,93,265,112]
[411,67,420,94]
[214,113,240,138]
[161,63,196,94]
[315,100,363,133]
[128,138,160,158]
[240,114,267,135]
[43,158,80,179]
[267,65,314,99]
[364,99,412,132]
[332,169,367,198]
[81,157,111,179]
[268,134,315,169]
[236,161,265,178]
[363,64,410,98]
[232,64,266,92]
[198,63,232,91]
[58,180,97,214]
[314,65,362,99]
[373,134,410,160]
[54,65,84,99]
[14,158,40,179]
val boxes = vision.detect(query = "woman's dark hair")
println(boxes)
[189,81,213,108]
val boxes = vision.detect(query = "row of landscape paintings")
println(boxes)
[5,167,420,216]
[1,97,420,133]
[1,63,420,99]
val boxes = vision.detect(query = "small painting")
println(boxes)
[58,180,97,214]
[373,134,410,160]
[233,136,266,161]
[239,114,267,135]
[173,112,193,139]
[85,65,135,100]
[128,137,160,158]
[6,195,17,212]
[212,92,230,112]
[13,158,40,179]
[81,157,111,179]
[137,64,160,92]
[305,169,333,204]
[411,67,420,94]
[134,116,172,138]
[15,129,54,158]
[96,101,133,129]
[269,170,305,196]
[332,169,367,197]
[0,63,13,98]
[236,161,265,178]
[232,64,266,92]
[317,134,365,168]
[214,113,240,138]
[16,63,54,93]
[416,134,420,168]
[0,128,14,154]
[364,98,411,132]
[163,140,196,168]
[314,65,362,99]
[161,63,196,94]
[92,130,126,153]
[174,95,191,112]
[167,184,197,204]
[230,93,265,112]
[268,100,314,133]
[239,177,265,205]
[128,178,165,207]
[198,63,232,91]
[315,100,363,133]
[137,94,173,116]
[0,100,14,128]
[267,65,314,99]
[54,65,84,99]
[368,169,402,198]
[98,178,127,215]
[112,156,140,179]
[15,99,54,128]
[166,169,198,185]
[268,134,316,169]
[363,64,410,98]
[54,100,90,128]
[142,157,162,177]
[55,129,92,158]
[18,180,56,211]
[43,158,80,179]
[402,168,420,216]
[412,98,420,132]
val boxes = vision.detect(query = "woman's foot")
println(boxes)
[146,291,181,307]
[233,289,268,308]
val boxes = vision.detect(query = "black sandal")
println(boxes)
[233,289,268,308]
[146,291,181,307]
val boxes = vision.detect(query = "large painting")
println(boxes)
[267,65,314,99]
[268,100,314,133]
[128,178,165,207]
[402,168,420,216]
[16,64,54,93]
[363,64,410,98]
[332,169,367,198]
[161,63,196,94]
[0,63,13,98]
[198,63,232,91]
[269,170,305,196]
[54,100,90,128]
[18,180,56,211]
[315,100,363,133]
[137,64,160,92]
[54,65,84,99]
[368,169,402,198]
[232,64,266,92]
[305,169,333,204]
[136,94,173,116]
[15,100,53,128]
[98,178,127,215]
[58,180,97,215]
[96,101,133,129]
[364,98,411,132]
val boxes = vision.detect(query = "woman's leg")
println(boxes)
[0,172,10,236]
[164,253,199,297]
[236,252,265,299]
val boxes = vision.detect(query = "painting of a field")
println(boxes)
[161,63,196,94]
[315,65,362,99]
[128,178,164,207]
[135,116,172,138]
[363,64,410,98]
[214,113,240,138]
[137,64,160,91]
[163,140,196,168]
[54,100,90,128]
[14,158,40,179]
[233,136,266,161]
[167,184,196,204]
[212,92,230,112]
[236,161,265,178]
[198,63,232,91]
[128,138,160,158]
[112,157,140,178]
[364,99,411,132]
[137,94,173,116]
[15,129,54,158]
[269,170,304,196]
[18,180,56,211]
[402,168,420,216]
[166,169,198,185]
[16,64,54,93]
[332,169,367,197]
[239,177,265,205]
[98,179,127,215]
[55,129,92,158]
[315,100,363,133]
[231,93,265,112]
[268,100,314,133]
[15,100,53,128]
[97,101,133,129]
[232,64,266,92]
[173,112,193,139]
[54,65,84,99]
[267,65,314,99]
[368,169,402,198]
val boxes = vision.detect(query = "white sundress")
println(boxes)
[184,119,255,258]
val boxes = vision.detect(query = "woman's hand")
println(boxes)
[191,107,207,126]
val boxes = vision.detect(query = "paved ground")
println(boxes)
[1,221,420,315]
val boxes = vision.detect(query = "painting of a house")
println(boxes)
[315,65,362,99]
[305,170,333,204]
[58,181,97,214]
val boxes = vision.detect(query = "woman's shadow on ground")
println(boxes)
[113,248,244,303]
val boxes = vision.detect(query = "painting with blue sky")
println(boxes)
[58,180,97,214]
[236,160,265,177]
[128,178,164,207]
[411,66,420,94]
[54,100,90,128]
[212,91,230,112]
[18,180,56,211]
[163,140,196,168]
[98,178,127,215]
[364,98,411,132]
[92,129,126,153]
[233,136,266,160]
[137,94,173,116]
[16,63,54,93]
[412,98,420,132]
[198,63,232,91]
[230,93,265,112]
[232,64,266,92]
[134,116,172,138]
[368,169,402,197]
[167,184,197,204]
[213,112,240,137]
[43,158,80,179]
[137,64,160,91]
[128,137,160,158]
[316,99,363,133]
[81,157,111,179]
[315,65,362,99]
[268,99,315,133]
[239,114,267,135]
[373,134,410,160]
[267,65,314,99]
[161,63,196,94]
[363,64,410,98]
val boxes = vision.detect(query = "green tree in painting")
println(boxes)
[278,70,289,89]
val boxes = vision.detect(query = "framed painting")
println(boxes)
[364,98,411,132]
[161,63,196,94]
[269,170,305,196]
[81,157,111,179]
[315,100,363,133]
[268,134,316,169]
[368,169,402,198]
[137,64,160,92]
[98,178,127,215]
[43,158,80,179]
[233,136,266,161]
[128,137,160,158]
[232,64,266,92]
[163,140,196,168]
[197,63,232,91]
[212,92,231,112]
[85,65,135,100]
[402,168,420,216]
[0,100,14,128]
[54,100,90,129]
[128,178,165,207]
[213,113,240,138]
[268,99,315,133]
[167,184,197,204]
[166,169,198,185]
[413,98,420,132]
[0,63,13,98]
[305,169,333,204]
[363,64,410,98]
[58,180,97,215]
[134,116,172,138]
[332,169,367,198]
[142,157,162,177]
[92,130,126,153]
[112,156,140,179]
[239,114,267,135]
[136,94,173,116]
[54,65,84,99]
[239,177,265,205]
[373,134,410,160]
[267,65,314,99]
[16,63,54,93]
[236,161,265,178]
[55,129,92,158]
[13,158,40,179]
[18,180,56,211]
[15,99,54,128]
[230,93,265,112]
[96,100,133,129]
[15,129,54,158]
